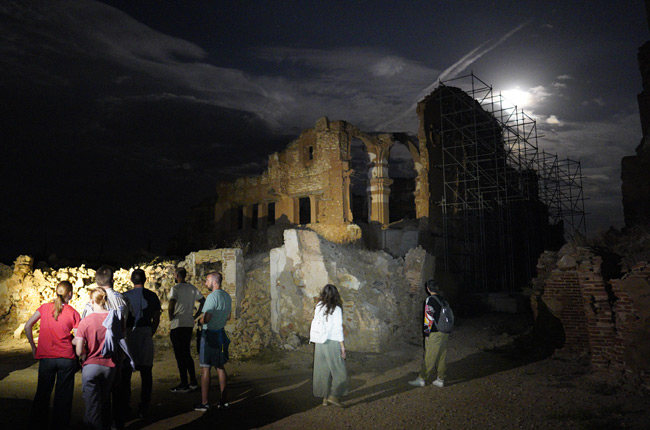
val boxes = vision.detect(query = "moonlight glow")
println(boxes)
[501,88,532,109]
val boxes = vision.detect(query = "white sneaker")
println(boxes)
[432,378,445,387]
[408,377,425,387]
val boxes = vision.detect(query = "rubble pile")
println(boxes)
[227,253,273,359]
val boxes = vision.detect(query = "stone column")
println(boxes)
[364,135,394,225]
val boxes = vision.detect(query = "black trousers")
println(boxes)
[30,357,77,429]
[170,327,197,385]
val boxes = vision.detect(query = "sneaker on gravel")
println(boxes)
[217,401,230,409]
[188,383,199,392]
[326,396,344,408]
[194,403,210,412]
[171,384,191,393]
[432,378,445,387]
[408,377,425,387]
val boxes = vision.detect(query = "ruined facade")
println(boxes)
[622,0,650,228]
[210,116,428,253]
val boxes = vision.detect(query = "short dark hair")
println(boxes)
[207,271,222,285]
[131,268,146,285]
[425,279,439,294]
[176,267,187,281]
[95,265,114,287]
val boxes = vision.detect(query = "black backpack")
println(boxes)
[431,295,455,334]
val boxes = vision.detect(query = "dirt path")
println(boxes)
[1,313,648,429]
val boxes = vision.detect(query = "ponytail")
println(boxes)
[53,281,73,321]
[89,287,107,310]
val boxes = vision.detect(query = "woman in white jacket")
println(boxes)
[309,284,348,407]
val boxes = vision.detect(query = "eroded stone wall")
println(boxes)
[269,229,433,352]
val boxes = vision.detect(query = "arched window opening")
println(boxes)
[350,138,370,223]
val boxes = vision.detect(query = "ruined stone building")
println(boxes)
[622,0,650,228]
[179,74,583,293]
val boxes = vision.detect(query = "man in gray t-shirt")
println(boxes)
[168,268,205,392]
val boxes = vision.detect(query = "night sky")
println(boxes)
[1,1,647,264]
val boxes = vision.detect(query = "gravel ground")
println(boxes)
[1,312,648,429]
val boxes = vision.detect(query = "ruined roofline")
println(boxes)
[215,116,415,193]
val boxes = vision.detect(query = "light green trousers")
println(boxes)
[418,331,449,381]
[313,340,348,398]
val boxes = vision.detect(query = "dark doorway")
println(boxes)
[299,197,311,224]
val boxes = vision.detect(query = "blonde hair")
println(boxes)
[53,281,72,321]
[89,287,107,309]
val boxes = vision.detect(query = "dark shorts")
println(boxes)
[199,329,230,368]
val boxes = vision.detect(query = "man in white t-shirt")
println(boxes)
[168,267,205,393]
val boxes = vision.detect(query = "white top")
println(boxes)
[309,302,344,344]
[169,283,204,329]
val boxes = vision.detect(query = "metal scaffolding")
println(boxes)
[434,73,586,292]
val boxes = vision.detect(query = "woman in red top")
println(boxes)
[25,280,81,430]
[75,287,116,430]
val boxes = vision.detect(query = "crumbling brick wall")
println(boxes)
[533,246,650,389]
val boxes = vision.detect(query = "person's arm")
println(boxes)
[168,299,177,322]
[201,312,212,324]
[340,341,346,360]
[75,337,86,361]
[194,297,206,320]
[152,310,161,335]
[25,310,42,358]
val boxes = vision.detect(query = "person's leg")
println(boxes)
[216,367,227,403]
[325,341,348,398]
[31,358,56,428]
[102,367,117,430]
[312,342,331,398]
[180,327,198,385]
[51,358,77,430]
[111,358,127,429]
[120,358,134,423]
[200,366,211,404]
[81,364,103,430]
[418,335,440,381]
[433,333,449,381]
[170,328,187,386]
[139,365,153,411]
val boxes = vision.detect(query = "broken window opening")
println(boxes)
[267,202,276,226]
[237,206,244,230]
[252,204,259,229]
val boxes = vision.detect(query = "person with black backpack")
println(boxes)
[409,279,454,388]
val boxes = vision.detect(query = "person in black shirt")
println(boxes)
[408,279,449,388]
[119,268,161,421]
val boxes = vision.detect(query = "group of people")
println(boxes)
[25,267,231,429]
[25,267,448,428]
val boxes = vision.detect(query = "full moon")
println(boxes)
[501,88,531,109]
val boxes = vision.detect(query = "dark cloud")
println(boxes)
[0,0,647,262]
